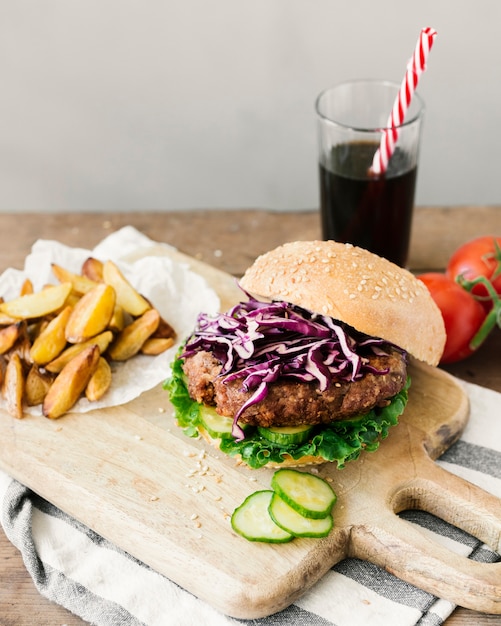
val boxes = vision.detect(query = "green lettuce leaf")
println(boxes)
[164,355,410,470]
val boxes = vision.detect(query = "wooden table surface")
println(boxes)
[0,206,500,626]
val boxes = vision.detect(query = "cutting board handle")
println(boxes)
[350,454,501,613]
[393,454,501,551]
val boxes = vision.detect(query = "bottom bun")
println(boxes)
[198,426,328,469]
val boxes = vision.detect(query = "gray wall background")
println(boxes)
[1,1,500,212]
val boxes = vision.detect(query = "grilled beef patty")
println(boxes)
[182,349,407,428]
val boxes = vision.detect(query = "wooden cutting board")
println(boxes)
[1,247,501,619]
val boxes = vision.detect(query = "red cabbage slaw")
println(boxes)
[182,297,404,441]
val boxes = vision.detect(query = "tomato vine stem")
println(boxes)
[456,275,501,350]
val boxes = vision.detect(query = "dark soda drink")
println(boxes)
[319,141,417,267]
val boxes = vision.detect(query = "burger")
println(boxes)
[166,240,445,469]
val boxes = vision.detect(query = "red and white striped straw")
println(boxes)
[371,27,437,175]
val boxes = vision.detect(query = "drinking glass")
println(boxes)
[315,80,424,267]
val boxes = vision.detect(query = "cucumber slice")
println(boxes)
[271,468,337,519]
[269,493,333,538]
[257,424,314,445]
[231,490,293,543]
[199,406,240,440]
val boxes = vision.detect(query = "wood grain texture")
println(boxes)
[0,206,499,279]
[0,207,500,624]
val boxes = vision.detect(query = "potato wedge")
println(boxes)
[0,322,24,355]
[85,357,112,401]
[152,315,177,340]
[43,345,100,419]
[108,308,160,361]
[65,283,116,343]
[143,297,176,340]
[0,282,72,319]
[45,330,113,373]
[140,336,175,355]
[25,365,54,406]
[103,260,150,316]
[30,305,72,365]
[51,263,98,295]
[7,332,32,366]
[3,353,25,419]
[20,278,34,296]
[65,291,82,309]
[81,257,104,282]
[0,312,20,325]
[108,304,126,333]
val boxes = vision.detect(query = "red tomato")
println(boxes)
[446,236,501,308]
[417,273,486,364]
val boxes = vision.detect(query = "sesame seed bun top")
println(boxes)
[240,240,446,366]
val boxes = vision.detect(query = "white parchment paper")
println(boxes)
[0,226,220,414]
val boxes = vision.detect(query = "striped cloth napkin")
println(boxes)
[1,378,500,626]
